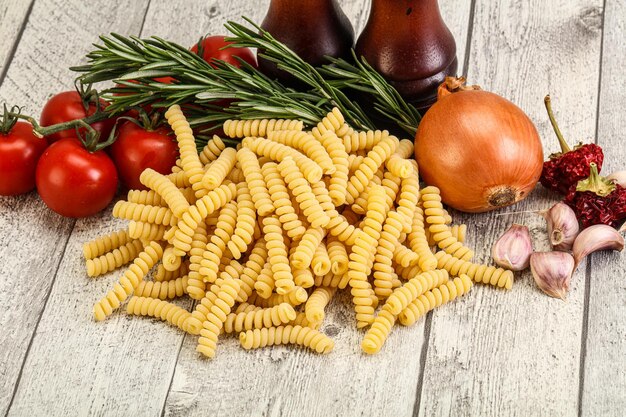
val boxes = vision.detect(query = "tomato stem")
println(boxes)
[8,111,109,139]
[0,104,20,134]
[544,95,571,154]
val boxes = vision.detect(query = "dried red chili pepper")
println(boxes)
[540,95,604,195]
[564,163,626,228]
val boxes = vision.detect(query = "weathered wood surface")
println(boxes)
[0,0,623,416]
[582,0,626,415]
[0,1,33,81]
[418,1,607,416]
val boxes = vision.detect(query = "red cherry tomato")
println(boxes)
[36,138,118,217]
[191,36,257,68]
[39,91,115,143]
[0,121,48,195]
[110,121,178,190]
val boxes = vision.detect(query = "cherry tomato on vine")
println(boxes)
[191,36,257,68]
[0,121,48,196]
[110,121,179,190]
[39,91,115,143]
[36,138,118,218]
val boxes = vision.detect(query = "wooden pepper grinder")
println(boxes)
[356,0,458,110]
[258,0,355,82]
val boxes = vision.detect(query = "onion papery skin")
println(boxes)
[415,90,543,213]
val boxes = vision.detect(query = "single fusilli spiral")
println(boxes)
[421,186,474,261]
[127,221,166,241]
[200,201,238,282]
[407,206,438,271]
[126,296,192,332]
[165,105,205,198]
[83,229,131,260]
[310,107,347,141]
[85,239,144,277]
[385,139,414,179]
[396,164,420,233]
[361,308,396,355]
[223,303,297,334]
[223,118,303,138]
[319,130,349,205]
[127,189,166,207]
[135,275,189,300]
[93,241,164,321]
[435,251,514,290]
[254,261,275,299]
[289,312,320,330]
[237,239,268,302]
[290,227,326,270]
[450,224,467,243]
[112,201,176,226]
[311,241,331,276]
[398,274,473,326]
[196,278,241,358]
[342,129,389,153]
[385,269,449,315]
[327,236,349,275]
[373,210,405,300]
[201,147,237,190]
[277,157,330,228]
[392,241,419,268]
[186,222,209,300]
[140,168,190,218]
[263,216,294,295]
[249,286,308,308]
[236,147,274,216]
[313,272,344,288]
[242,137,323,183]
[154,260,189,282]
[166,170,191,188]
[239,325,334,354]
[198,135,226,166]
[305,287,336,324]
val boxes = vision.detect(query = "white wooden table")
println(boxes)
[0,1,624,416]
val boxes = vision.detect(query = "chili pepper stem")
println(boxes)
[576,162,615,197]
[544,95,571,153]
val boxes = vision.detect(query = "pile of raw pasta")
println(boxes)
[83,105,514,357]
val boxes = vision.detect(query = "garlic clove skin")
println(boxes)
[572,224,624,266]
[492,224,532,271]
[543,202,580,251]
[530,252,575,300]
[607,170,626,188]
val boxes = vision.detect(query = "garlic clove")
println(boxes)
[607,170,626,188]
[572,224,624,266]
[530,252,575,300]
[542,202,580,251]
[492,224,532,271]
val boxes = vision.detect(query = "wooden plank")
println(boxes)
[1,1,155,416]
[581,0,626,415]
[0,0,34,81]
[159,2,470,417]
[417,1,604,416]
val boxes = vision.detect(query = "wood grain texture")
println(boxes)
[582,0,626,415]
[418,1,605,416]
[0,0,33,81]
[0,1,154,416]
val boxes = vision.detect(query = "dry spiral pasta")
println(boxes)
[311,241,332,276]
[249,286,309,308]
[396,164,420,233]
[199,135,226,166]
[277,157,330,228]
[135,275,189,300]
[421,186,474,261]
[385,139,414,179]
[112,201,176,226]
[196,278,241,358]
[85,239,144,277]
[261,162,306,240]
[239,325,334,354]
[236,147,274,216]
[343,129,389,154]
[200,201,238,282]
[127,189,167,207]
[393,241,419,268]
[290,227,326,270]
[398,275,473,326]
[93,241,164,321]
[226,182,257,259]
[262,216,294,296]
[154,261,189,282]
[435,251,514,289]
[242,136,323,183]
[373,209,405,299]
[83,229,131,261]
[407,206,438,271]
[237,239,268,302]
[450,224,467,243]
[223,303,297,334]
[327,236,349,275]
[126,296,192,333]
[318,130,350,205]
[314,272,344,288]
[223,118,303,138]
[201,147,237,190]
[254,261,275,299]
[267,130,335,174]
[140,168,190,218]
[385,269,449,315]
[186,222,209,300]
[127,221,165,241]
[305,287,336,324]
[165,105,205,198]
[345,134,399,205]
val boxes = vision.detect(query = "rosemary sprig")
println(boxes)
[72,17,421,140]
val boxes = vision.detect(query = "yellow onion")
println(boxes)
[415,77,543,213]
